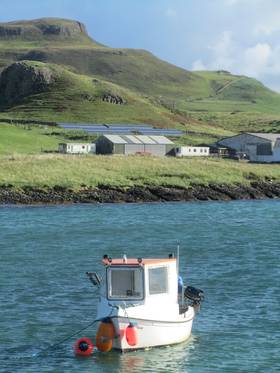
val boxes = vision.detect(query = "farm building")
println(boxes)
[58,143,96,154]
[175,146,209,157]
[254,138,280,162]
[95,135,174,156]
[216,133,280,162]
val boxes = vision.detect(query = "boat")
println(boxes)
[85,253,204,352]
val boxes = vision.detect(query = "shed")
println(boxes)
[216,133,280,162]
[58,143,96,154]
[95,134,174,156]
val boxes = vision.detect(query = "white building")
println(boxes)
[58,143,96,154]
[175,146,210,157]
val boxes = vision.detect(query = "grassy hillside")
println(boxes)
[0,17,280,143]
[0,60,188,128]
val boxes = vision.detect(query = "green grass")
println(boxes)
[0,61,187,130]
[1,154,280,189]
[0,123,65,155]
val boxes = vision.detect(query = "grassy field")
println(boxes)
[1,153,280,190]
[0,121,232,155]
[0,123,63,155]
[1,122,279,191]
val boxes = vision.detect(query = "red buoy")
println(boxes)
[125,323,138,346]
[74,337,94,356]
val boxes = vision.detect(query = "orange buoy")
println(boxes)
[74,337,94,356]
[125,322,138,346]
[96,318,115,352]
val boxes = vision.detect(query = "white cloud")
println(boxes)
[243,43,271,75]
[191,33,280,85]
[206,31,236,71]
[192,59,207,70]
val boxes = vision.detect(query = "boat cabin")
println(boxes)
[102,257,178,304]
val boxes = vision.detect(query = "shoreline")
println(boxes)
[1,182,280,205]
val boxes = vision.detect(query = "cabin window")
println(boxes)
[149,267,168,295]
[107,267,144,300]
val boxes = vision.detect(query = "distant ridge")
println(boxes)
[0,17,102,46]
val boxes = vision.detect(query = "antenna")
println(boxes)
[176,241,180,276]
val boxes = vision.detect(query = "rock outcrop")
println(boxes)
[0,18,89,40]
[102,93,127,105]
[1,182,280,205]
[0,61,55,106]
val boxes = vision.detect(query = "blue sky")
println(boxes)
[1,0,280,91]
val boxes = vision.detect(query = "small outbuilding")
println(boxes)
[58,143,96,154]
[95,134,174,156]
[175,146,209,157]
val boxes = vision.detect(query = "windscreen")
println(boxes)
[107,267,144,300]
[149,266,168,295]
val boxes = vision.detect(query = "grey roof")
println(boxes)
[101,134,174,145]
[103,135,127,144]
[248,133,280,142]
[149,136,174,145]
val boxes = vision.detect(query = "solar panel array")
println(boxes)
[58,123,183,136]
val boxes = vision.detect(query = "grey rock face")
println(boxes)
[0,19,89,40]
[36,21,87,37]
[102,93,127,105]
[0,61,55,106]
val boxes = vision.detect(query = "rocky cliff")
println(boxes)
[0,61,55,106]
[0,18,89,40]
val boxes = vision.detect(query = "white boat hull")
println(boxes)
[111,310,194,351]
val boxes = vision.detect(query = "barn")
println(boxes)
[95,134,174,156]
[216,133,280,162]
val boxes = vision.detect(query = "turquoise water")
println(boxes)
[1,201,280,373]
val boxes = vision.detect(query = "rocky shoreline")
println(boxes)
[1,182,280,205]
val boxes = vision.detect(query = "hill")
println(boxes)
[0,17,280,142]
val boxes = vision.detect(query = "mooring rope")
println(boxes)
[33,305,117,357]
[32,318,100,357]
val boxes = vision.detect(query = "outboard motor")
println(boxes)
[184,286,204,305]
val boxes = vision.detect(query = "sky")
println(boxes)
[1,0,280,91]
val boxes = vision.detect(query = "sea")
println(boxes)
[1,200,280,373]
